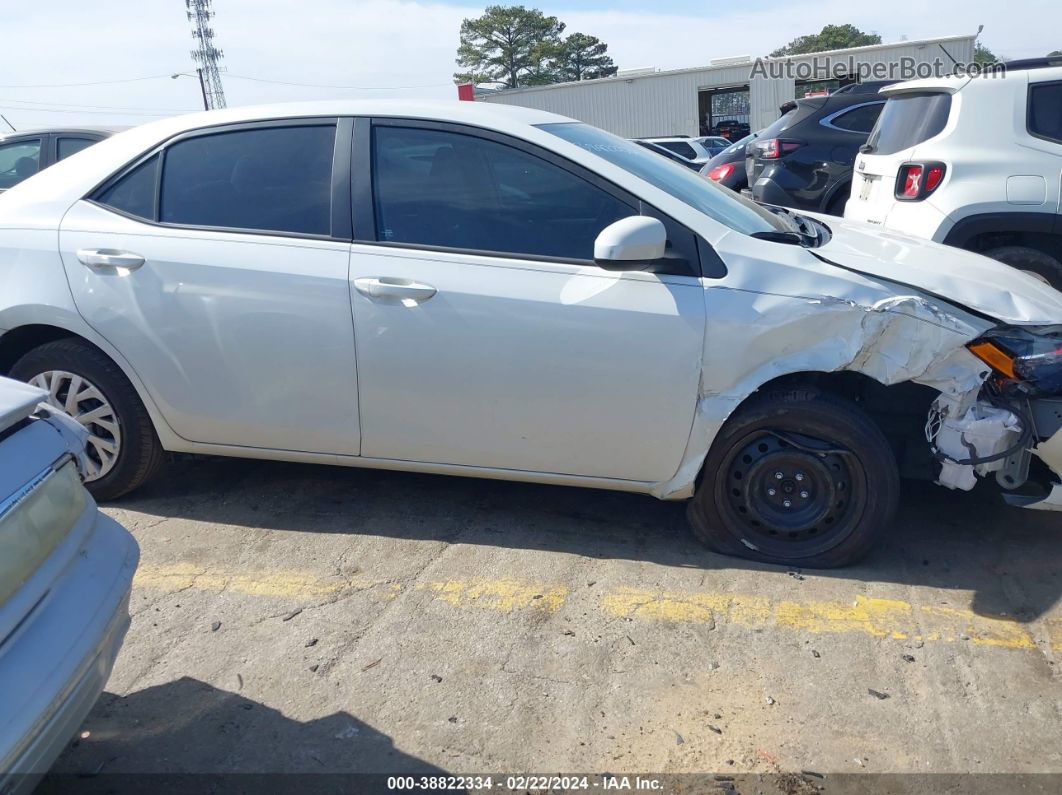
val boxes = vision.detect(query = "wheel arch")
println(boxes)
[653,364,945,501]
[943,211,1062,257]
[0,320,180,449]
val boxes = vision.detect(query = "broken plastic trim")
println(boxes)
[926,397,1033,467]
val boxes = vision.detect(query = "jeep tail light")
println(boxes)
[760,139,803,159]
[896,162,946,201]
[707,163,734,181]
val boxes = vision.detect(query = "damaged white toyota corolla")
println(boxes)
[1,101,1060,567]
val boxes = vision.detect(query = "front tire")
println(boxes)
[10,339,165,500]
[688,389,898,568]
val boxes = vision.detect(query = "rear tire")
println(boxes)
[982,245,1062,290]
[687,389,898,568]
[10,339,164,500]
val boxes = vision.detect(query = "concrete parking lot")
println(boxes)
[42,455,1062,790]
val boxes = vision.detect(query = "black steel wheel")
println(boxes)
[688,388,898,568]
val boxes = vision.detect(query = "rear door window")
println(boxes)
[864,92,952,155]
[1028,82,1062,144]
[57,137,98,161]
[159,124,336,236]
[0,138,42,189]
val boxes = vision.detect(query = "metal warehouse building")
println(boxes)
[476,35,975,138]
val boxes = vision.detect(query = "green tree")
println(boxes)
[454,5,565,88]
[974,42,999,65]
[770,24,881,57]
[555,32,617,81]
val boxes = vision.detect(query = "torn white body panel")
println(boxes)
[1019,429,1062,511]
[1022,483,1062,511]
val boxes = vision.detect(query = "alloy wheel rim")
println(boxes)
[29,370,120,481]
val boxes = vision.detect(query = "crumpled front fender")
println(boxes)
[650,285,992,499]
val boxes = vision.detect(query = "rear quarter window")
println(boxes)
[864,92,952,155]
[1028,82,1062,143]
[827,102,884,133]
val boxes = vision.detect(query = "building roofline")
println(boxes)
[481,33,976,96]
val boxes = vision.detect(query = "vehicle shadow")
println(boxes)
[113,455,1062,621]
[37,677,448,793]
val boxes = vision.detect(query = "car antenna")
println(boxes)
[0,114,14,132]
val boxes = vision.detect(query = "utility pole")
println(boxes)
[195,68,209,110]
[185,0,227,109]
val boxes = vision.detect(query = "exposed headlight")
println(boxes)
[0,458,87,607]
[967,326,1062,396]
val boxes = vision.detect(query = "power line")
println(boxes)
[226,74,453,90]
[0,105,181,118]
[0,97,197,113]
[0,74,179,89]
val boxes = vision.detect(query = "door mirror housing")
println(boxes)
[594,216,667,271]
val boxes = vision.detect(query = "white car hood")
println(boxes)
[814,217,1062,326]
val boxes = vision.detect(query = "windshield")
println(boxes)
[538,122,787,236]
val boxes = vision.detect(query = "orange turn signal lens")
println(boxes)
[967,341,1017,379]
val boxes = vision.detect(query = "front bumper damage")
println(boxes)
[929,394,1062,511]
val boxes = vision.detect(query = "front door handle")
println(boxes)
[353,277,437,302]
[77,248,145,271]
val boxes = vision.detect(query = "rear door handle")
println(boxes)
[77,248,145,271]
[353,277,437,302]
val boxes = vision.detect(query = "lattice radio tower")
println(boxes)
[186,0,227,109]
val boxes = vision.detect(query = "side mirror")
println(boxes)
[593,216,667,271]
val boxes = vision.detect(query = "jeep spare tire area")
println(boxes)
[688,389,899,568]
[983,245,1062,290]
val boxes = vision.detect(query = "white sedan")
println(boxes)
[2,100,1061,567]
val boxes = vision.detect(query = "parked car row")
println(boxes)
[693,60,1062,290]
[845,58,1062,288]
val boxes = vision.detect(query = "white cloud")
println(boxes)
[1,0,1058,128]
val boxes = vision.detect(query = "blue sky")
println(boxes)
[2,1,1059,129]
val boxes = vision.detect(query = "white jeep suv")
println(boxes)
[845,58,1062,287]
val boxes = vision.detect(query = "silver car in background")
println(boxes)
[0,377,138,794]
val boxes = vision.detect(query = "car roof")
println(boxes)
[0,126,123,143]
[881,64,1062,96]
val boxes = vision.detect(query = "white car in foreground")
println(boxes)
[2,100,1061,567]
[0,377,138,793]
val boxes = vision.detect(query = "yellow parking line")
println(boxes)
[132,563,388,599]
[603,588,1043,651]
[133,563,1058,651]
[416,578,568,613]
